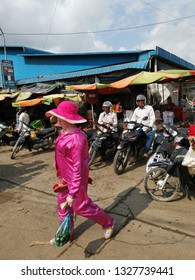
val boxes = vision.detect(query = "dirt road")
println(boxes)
[0,145,195,260]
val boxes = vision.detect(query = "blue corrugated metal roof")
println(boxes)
[0,45,52,54]
[1,45,195,88]
[156,46,195,70]
[16,60,148,85]
[19,50,143,57]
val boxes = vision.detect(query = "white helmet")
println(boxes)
[136,94,146,103]
[102,101,112,109]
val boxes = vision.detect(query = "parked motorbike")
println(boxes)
[113,116,150,175]
[144,133,195,202]
[145,121,188,174]
[11,123,57,159]
[83,125,96,147]
[0,123,18,146]
[88,123,118,166]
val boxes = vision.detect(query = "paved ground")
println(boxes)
[0,145,195,260]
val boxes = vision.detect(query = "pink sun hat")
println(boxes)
[45,101,87,124]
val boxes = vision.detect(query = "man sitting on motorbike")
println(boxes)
[17,107,32,151]
[17,107,30,132]
[131,94,156,157]
[98,101,119,148]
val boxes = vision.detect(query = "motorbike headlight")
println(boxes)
[24,132,30,137]
[174,136,183,142]
[127,123,135,130]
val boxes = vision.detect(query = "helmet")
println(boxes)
[136,94,146,101]
[102,101,112,108]
[136,94,146,105]
[18,107,26,112]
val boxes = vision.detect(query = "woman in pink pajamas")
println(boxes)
[46,101,114,241]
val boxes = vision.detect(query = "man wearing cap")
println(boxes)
[131,94,155,157]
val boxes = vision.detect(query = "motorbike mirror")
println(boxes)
[142,116,148,121]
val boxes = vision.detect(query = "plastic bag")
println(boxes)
[182,146,195,168]
[54,207,72,247]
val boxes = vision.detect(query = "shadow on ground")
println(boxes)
[72,181,151,258]
[0,159,49,191]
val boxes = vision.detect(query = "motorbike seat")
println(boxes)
[36,127,55,138]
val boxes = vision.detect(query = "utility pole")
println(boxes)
[0,27,7,60]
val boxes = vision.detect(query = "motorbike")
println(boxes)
[83,125,96,147]
[144,132,195,202]
[11,123,57,159]
[0,123,18,146]
[88,123,118,166]
[113,116,151,175]
[145,121,188,175]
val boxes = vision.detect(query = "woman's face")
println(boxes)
[58,118,68,129]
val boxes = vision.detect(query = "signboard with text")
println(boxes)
[1,60,16,88]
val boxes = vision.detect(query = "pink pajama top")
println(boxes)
[55,127,89,199]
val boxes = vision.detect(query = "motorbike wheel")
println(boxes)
[41,137,54,150]
[11,143,23,159]
[88,146,97,166]
[144,167,181,202]
[88,138,94,150]
[145,151,166,175]
[113,148,129,175]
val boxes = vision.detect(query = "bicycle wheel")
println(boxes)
[144,167,180,202]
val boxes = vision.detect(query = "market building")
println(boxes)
[0,45,195,124]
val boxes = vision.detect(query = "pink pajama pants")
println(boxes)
[57,188,113,237]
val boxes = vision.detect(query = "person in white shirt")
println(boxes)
[98,100,119,148]
[17,107,32,151]
[18,107,30,132]
[98,101,118,132]
[131,94,155,156]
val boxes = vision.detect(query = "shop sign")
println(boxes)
[1,60,16,88]
[86,91,98,104]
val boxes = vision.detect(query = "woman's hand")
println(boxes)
[66,196,75,207]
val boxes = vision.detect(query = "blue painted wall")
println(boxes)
[0,46,195,88]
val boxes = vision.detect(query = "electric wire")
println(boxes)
[139,0,195,26]
[42,0,59,50]
[4,14,195,37]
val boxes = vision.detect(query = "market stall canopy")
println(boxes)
[108,71,183,89]
[159,69,195,77]
[0,91,20,101]
[16,91,34,102]
[12,98,43,107]
[20,83,60,95]
[66,83,108,91]
[12,93,82,107]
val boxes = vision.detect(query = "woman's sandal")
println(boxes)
[104,220,115,239]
